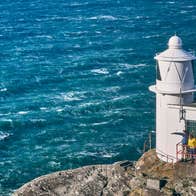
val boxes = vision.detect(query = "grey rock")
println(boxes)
[13,150,196,196]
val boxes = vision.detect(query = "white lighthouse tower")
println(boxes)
[149,35,196,162]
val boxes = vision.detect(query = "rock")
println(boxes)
[146,179,161,190]
[13,149,196,196]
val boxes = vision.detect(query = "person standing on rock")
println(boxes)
[188,133,196,163]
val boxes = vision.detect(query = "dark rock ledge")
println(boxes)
[13,149,196,196]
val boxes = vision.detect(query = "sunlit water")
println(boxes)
[1,0,196,195]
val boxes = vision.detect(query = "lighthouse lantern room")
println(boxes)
[149,35,196,162]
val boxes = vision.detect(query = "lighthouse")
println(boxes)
[149,35,196,162]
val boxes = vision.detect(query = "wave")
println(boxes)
[121,63,147,69]
[112,95,129,101]
[30,119,46,123]
[60,91,85,102]
[116,71,123,76]
[91,121,110,126]
[91,68,109,75]
[0,88,7,92]
[34,35,53,39]
[0,131,11,141]
[0,119,13,127]
[101,152,119,158]
[48,161,61,168]
[17,111,29,115]
[103,86,120,92]
[88,15,117,20]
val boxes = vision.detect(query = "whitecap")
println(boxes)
[91,68,109,75]
[34,145,43,150]
[180,10,188,14]
[0,131,11,141]
[103,86,120,92]
[64,139,77,142]
[48,161,60,168]
[0,118,13,123]
[143,35,160,39]
[40,107,48,110]
[88,15,117,20]
[79,102,94,108]
[102,152,119,158]
[30,119,46,123]
[56,108,63,112]
[91,121,110,126]
[123,63,147,69]
[70,2,89,6]
[60,91,85,102]
[0,88,7,92]
[0,112,11,116]
[35,35,53,39]
[17,111,29,115]
[116,71,123,76]
[73,44,81,48]
[112,95,129,101]
[79,123,87,127]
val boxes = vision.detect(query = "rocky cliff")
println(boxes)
[13,149,196,196]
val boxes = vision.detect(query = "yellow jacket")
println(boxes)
[188,138,196,148]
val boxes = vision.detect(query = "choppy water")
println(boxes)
[1,0,196,195]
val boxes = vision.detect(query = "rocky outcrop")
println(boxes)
[13,149,196,196]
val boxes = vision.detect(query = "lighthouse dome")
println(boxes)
[155,35,195,61]
[168,35,182,49]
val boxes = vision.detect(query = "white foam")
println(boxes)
[40,107,48,110]
[112,95,129,101]
[0,112,11,116]
[102,152,119,158]
[91,68,109,75]
[30,119,46,123]
[1,118,13,123]
[0,88,7,92]
[143,34,160,39]
[116,71,123,76]
[103,86,120,92]
[123,63,147,69]
[0,131,11,141]
[56,108,63,112]
[70,2,89,6]
[91,121,110,126]
[88,15,117,20]
[60,91,85,102]
[48,161,60,168]
[34,145,43,150]
[17,111,29,115]
[74,44,81,48]
[35,35,53,39]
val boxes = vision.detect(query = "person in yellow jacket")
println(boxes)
[188,134,196,163]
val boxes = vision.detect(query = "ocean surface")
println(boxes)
[1,0,196,195]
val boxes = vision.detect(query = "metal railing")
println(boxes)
[176,142,196,163]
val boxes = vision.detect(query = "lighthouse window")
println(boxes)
[186,120,196,137]
[156,62,162,81]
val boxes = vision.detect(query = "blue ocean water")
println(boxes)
[1,0,196,194]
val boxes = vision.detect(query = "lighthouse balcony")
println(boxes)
[149,85,196,95]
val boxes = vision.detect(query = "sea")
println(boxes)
[0,0,196,195]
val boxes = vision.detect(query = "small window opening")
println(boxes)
[156,61,162,81]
